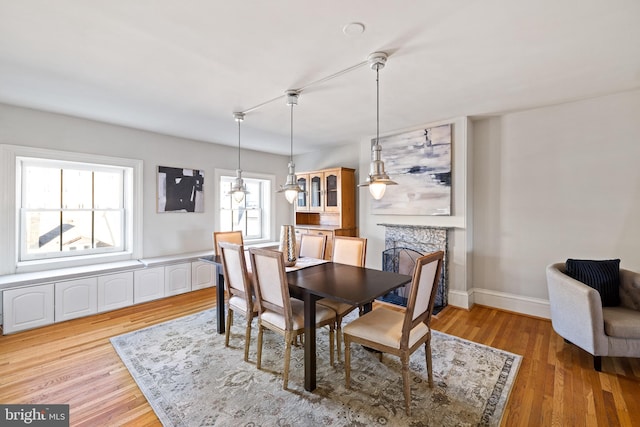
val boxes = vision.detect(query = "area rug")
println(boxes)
[111,309,521,426]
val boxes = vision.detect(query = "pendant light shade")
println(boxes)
[358,52,397,200]
[228,112,249,203]
[278,90,304,204]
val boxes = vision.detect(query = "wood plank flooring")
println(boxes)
[1,288,638,426]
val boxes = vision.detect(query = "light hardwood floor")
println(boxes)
[1,288,639,426]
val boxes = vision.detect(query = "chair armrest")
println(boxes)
[546,263,608,355]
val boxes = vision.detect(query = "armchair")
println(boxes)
[546,263,640,370]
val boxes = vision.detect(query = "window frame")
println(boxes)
[0,145,143,274]
[214,168,275,244]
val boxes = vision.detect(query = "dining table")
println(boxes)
[199,254,412,392]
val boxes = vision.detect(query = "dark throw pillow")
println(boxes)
[565,258,620,307]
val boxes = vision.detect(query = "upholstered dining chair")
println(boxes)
[343,250,444,416]
[212,230,243,256]
[317,236,367,360]
[298,233,327,259]
[249,247,336,389]
[218,242,258,362]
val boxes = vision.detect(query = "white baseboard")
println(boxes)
[447,288,550,319]
[472,288,550,319]
[447,289,474,310]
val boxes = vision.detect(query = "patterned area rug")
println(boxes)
[111,309,521,426]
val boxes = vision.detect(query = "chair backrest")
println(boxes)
[213,230,243,256]
[218,242,253,309]
[249,248,293,329]
[402,251,444,343]
[299,233,327,259]
[332,236,367,267]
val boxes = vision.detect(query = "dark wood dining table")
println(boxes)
[199,255,412,392]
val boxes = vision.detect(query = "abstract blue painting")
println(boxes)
[371,123,451,215]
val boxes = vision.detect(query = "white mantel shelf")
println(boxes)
[377,223,453,230]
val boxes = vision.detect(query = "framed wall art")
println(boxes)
[371,123,452,215]
[157,166,204,213]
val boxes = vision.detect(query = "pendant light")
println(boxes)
[358,52,397,200]
[278,90,304,204]
[228,112,249,203]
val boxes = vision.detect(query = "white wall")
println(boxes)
[0,103,292,274]
[472,89,640,317]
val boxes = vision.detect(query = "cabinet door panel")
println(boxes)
[191,261,214,290]
[165,263,191,296]
[296,174,309,210]
[3,284,55,334]
[98,272,134,312]
[134,267,165,303]
[309,174,323,211]
[324,172,340,211]
[55,277,98,322]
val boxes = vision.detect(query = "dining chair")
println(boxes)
[218,242,258,362]
[249,247,336,389]
[343,250,444,416]
[298,233,327,259]
[212,230,243,256]
[317,236,367,360]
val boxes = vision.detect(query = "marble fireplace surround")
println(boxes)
[379,223,450,309]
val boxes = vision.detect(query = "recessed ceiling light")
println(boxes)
[343,22,365,36]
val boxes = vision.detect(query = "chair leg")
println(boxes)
[283,332,292,390]
[336,316,343,361]
[426,339,433,387]
[224,309,233,347]
[344,336,351,388]
[243,316,252,362]
[329,326,335,367]
[256,324,264,369]
[401,354,411,416]
[594,355,602,371]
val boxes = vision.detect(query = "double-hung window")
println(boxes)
[0,145,142,274]
[219,173,272,241]
[20,159,127,260]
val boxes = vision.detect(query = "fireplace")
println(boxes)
[378,224,450,313]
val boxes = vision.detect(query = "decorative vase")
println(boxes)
[278,225,297,267]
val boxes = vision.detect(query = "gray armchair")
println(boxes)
[546,263,640,370]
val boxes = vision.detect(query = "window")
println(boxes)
[0,145,142,274]
[19,159,127,260]
[219,174,272,241]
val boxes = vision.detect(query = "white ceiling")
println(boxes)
[1,1,639,156]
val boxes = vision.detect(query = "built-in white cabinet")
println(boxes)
[55,277,98,322]
[191,261,215,290]
[133,267,165,304]
[2,256,213,334]
[98,272,134,313]
[165,263,192,296]
[3,283,55,334]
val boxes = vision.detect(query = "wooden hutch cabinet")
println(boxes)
[294,167,357,259]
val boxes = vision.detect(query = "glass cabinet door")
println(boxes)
[296,176,308,209]
[325,173,338,209]
[310,175,322,210]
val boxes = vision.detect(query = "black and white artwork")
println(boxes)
[157,166,204,213]
[371,123,452,215]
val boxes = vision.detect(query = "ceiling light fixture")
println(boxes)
[342,22,365,36]
[358,52,397,200]
[278,90,304,204]
[228,112,249,203]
